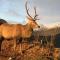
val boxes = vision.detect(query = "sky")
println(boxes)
[0,0,60,25]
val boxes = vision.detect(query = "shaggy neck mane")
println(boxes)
[24,23,33,32]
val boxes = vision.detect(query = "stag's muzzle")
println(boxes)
[38,26,40,28]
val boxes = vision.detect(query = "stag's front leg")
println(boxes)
[17,38,22,54]
[19,43,22,54]
[19,38,26,54]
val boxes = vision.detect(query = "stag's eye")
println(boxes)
[34,21,37,24]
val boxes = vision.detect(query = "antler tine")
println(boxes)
[34,7,39,20]
[25,1,32,18]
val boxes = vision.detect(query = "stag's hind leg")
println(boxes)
[0,36,4,51]
[13,38,17,52]
[16,38,22,54]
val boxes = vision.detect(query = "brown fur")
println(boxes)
[0,21,37,39]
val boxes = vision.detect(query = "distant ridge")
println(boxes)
[44,22,60,29]
[36,22,60,36]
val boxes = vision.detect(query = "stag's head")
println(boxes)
[25,2,40,29]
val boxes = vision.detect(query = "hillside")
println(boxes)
[0,23,60,60]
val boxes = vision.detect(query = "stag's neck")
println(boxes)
[21,23,33,38]
[25,23,33,31]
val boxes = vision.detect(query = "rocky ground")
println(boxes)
[0,40,60,60]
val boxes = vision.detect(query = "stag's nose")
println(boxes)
[38,26,40,28]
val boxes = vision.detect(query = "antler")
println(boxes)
[34,7,39,20]
[25,1,39,21]
[25,1,33,19]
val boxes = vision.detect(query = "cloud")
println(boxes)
[7,10,22,17]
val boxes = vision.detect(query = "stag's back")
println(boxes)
[0,24,21,39]
[0,23,32,39]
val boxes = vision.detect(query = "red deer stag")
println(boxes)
[0,2,40,53]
